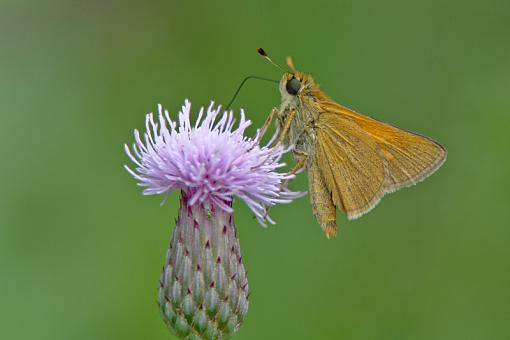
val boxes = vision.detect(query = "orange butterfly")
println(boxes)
[257,48,447,238]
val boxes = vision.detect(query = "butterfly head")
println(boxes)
[255,48,317,101]
[279,71,316,101]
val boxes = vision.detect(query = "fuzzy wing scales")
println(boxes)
[313,100,446,220]
[320,101,447,192]
[308,160,338,238]
[315,112,387,220]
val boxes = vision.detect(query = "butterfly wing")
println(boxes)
[308,159,338,238]
[315,112,387,219]
[315,100,447,220]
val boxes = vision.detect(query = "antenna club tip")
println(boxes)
[257,47,267,56]
[256,48,285,71]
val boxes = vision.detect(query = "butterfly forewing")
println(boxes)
[315,112,386,219]
[315,99,447,219]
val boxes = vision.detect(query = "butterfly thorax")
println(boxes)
[278,72,323,158]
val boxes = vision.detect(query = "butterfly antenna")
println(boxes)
[257,48,286,72]
[225,75,279,111]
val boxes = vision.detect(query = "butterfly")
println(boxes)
[257,48,447,238]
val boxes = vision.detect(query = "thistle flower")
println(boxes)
[125,100,301,339]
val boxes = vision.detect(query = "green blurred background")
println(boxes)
[1,0,509,339]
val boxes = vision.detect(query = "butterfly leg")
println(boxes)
[263,149,307,221]
[271,109,296,149]
[255,107,279,144]
[282,149,308,187]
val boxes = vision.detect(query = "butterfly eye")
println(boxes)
[286,77,301,95]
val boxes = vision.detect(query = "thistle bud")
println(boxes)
[158,194,248,339]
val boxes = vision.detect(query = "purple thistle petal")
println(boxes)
[125,100,303,224]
